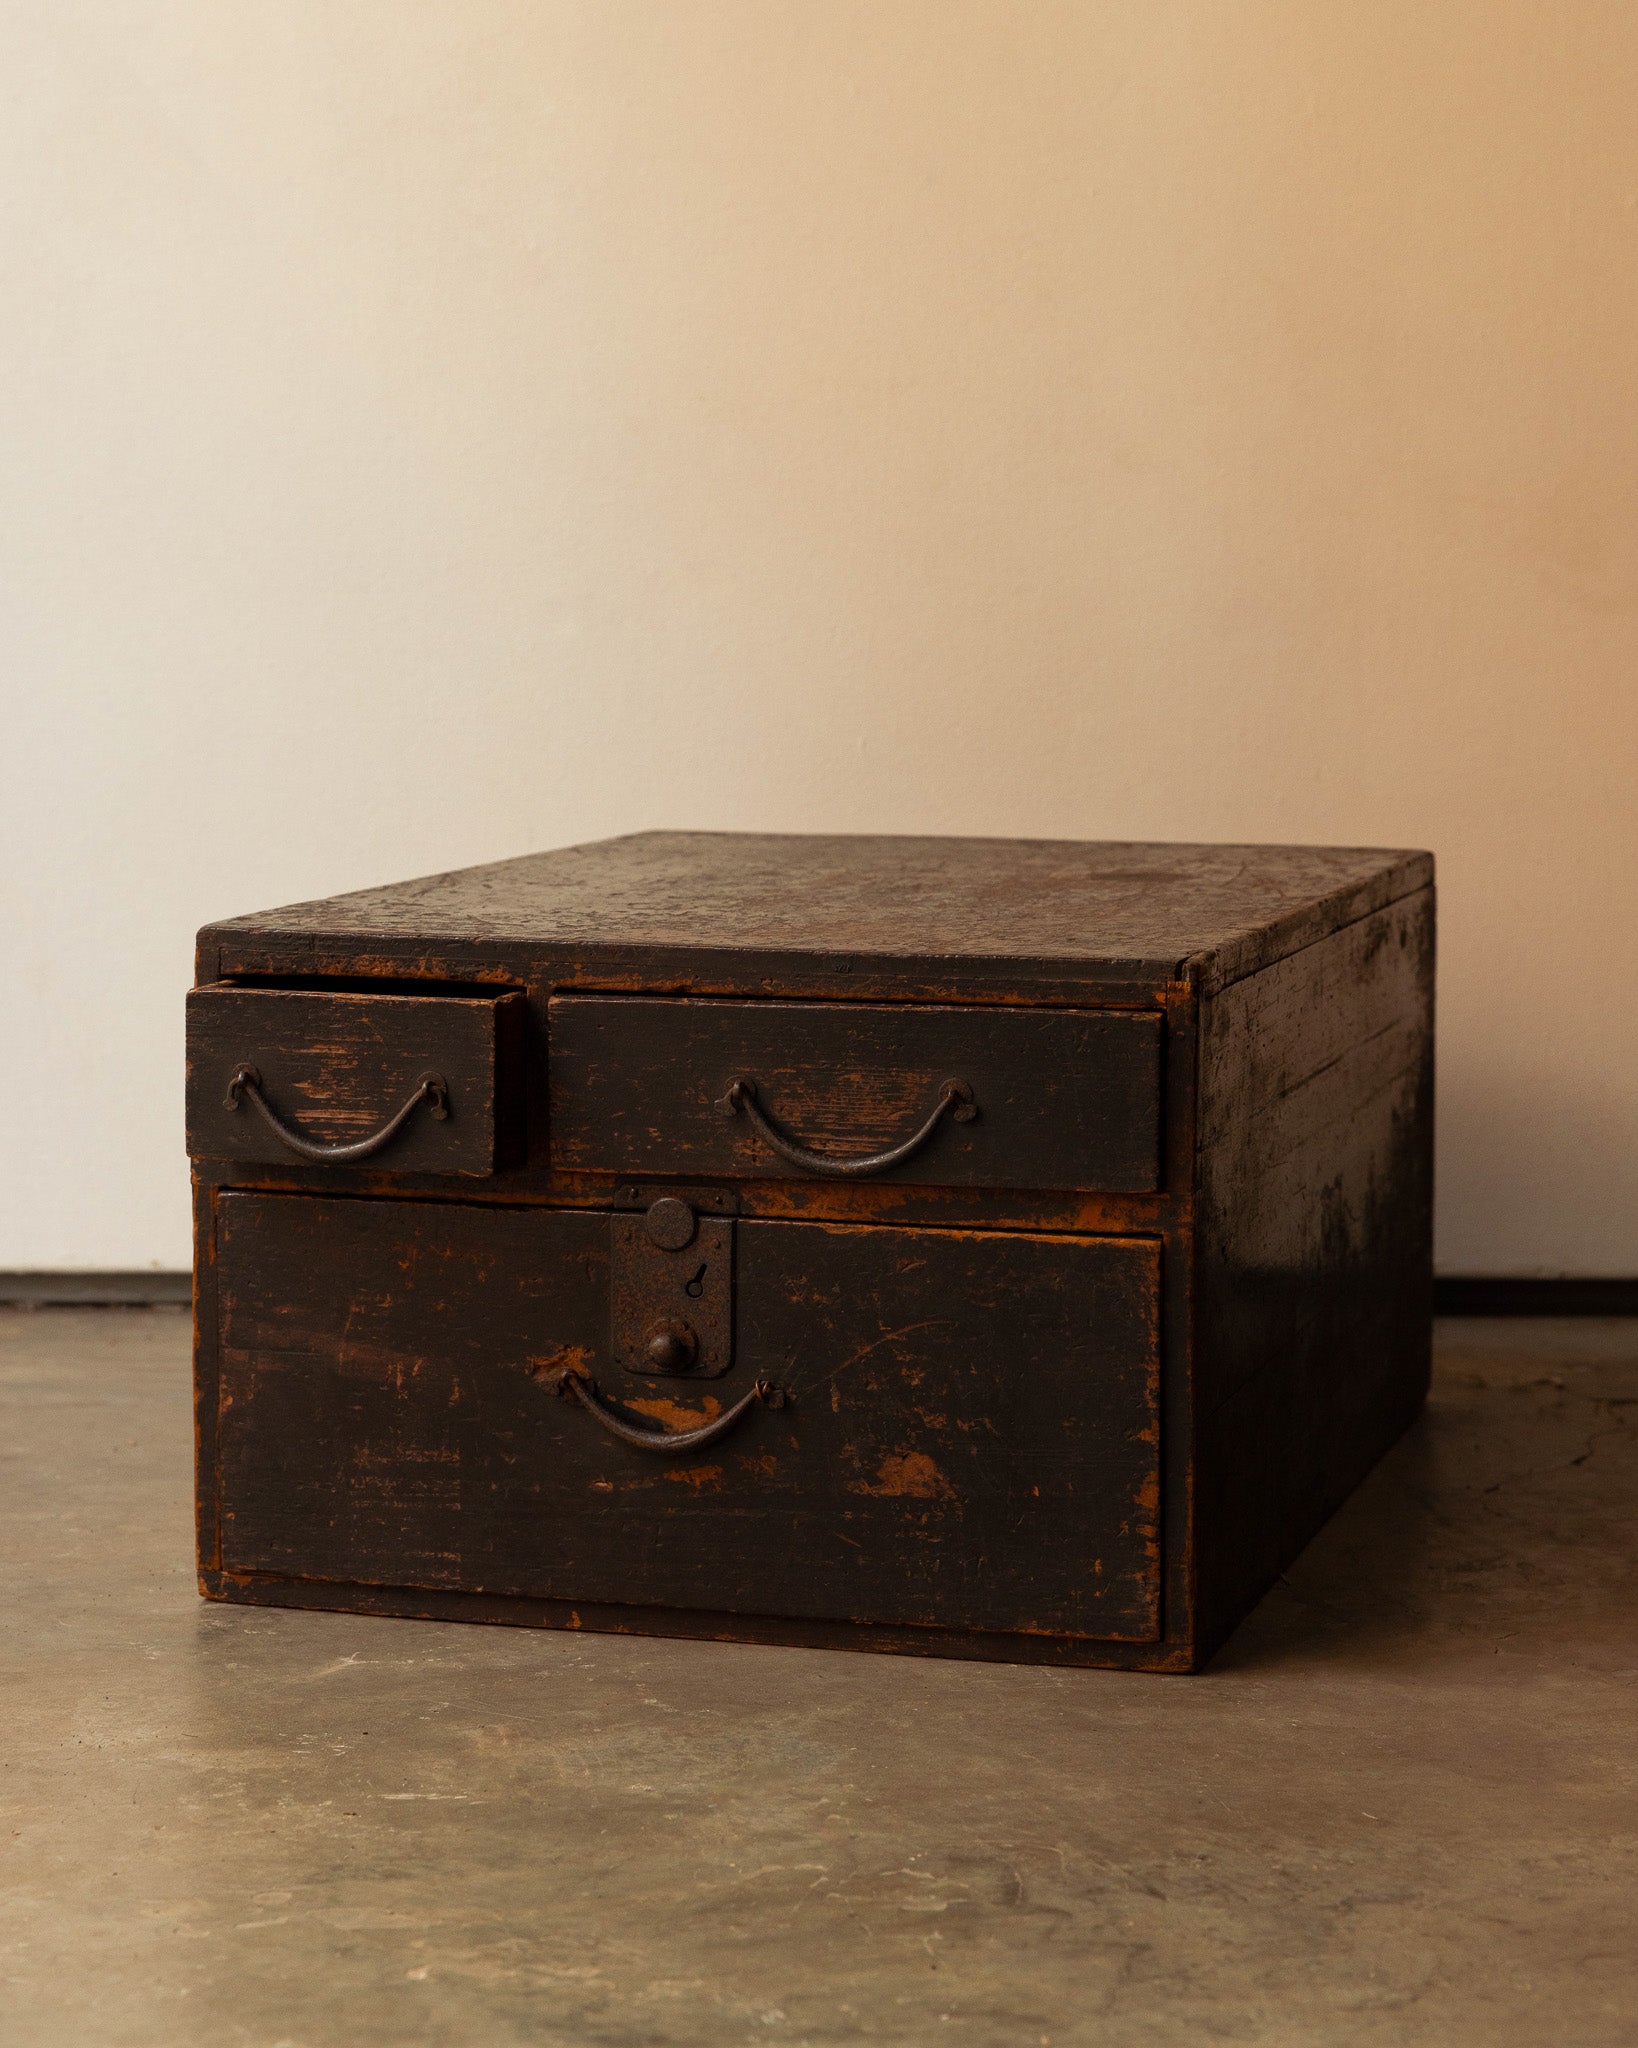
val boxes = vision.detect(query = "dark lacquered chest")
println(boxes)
[187,832,1434,1670]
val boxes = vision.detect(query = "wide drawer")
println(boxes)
[186,984,526,1177]
[548,996,1163,1192]
[212,1193,1162,1642]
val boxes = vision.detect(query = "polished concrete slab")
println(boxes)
[2,1309,1634,2047]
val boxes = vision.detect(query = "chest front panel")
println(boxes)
[213,1192,1162,1641]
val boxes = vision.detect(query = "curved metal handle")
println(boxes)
[711,1075,977,1178]
[224,1063,450,1163]
[550,1369,787,1454]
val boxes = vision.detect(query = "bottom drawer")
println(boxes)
[211,1193,1162,1642]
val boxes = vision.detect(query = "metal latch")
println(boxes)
[611,1198,734,1379]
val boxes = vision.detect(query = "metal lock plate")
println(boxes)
[611,1203,734,1378]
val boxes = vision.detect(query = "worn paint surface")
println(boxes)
[855,1451,958,1500]
[186,985,526,1175]
[204,831,1433,990]
[549,995,1163,1192]
[210,1199,1162,1643]
[188,833,1434,1670]
[210,1196,1162,1646]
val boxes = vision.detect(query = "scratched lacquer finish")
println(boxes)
[190,831,1435,1670]
[214,1196,1160,1639]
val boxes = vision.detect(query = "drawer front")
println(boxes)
[186,985,525,1177]
[548,996,1163,1192]
[213,1194,1161,1642]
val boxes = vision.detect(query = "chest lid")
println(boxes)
[202,832,1432,995]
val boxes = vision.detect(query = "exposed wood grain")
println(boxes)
[549,996,1162,1192]
[186,985,525,1176]
[201,831,1432,992]
[213,1194,1161,1641]
[189,833,1435,1672]
[1191,890,1435,1654]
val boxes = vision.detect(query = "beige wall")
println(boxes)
[2,2,1635,1273]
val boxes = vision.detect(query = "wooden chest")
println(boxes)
[188,833,1434,1672]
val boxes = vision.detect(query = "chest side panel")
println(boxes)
[1192,888,1435,1647]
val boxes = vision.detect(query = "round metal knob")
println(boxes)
[645,1321,698,1372]
[644,1197,697,1252]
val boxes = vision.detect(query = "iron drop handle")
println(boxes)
[712,1075,977,1178]
[550,1369,787,1453]
[223,1063,450,1163]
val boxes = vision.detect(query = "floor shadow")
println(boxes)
[1212,1319,1638,1675]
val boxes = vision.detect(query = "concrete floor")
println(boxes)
[2,1314,1634,2048]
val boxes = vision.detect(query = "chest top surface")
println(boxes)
[206,831,1432,988]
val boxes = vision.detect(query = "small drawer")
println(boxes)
[186,984,526,1177]
[548,995,1162,1192]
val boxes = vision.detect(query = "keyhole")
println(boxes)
[683,1263,707,1299]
